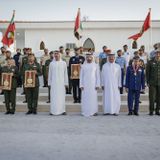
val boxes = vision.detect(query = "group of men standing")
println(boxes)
[0,43,160,117]
[0,47,42,114]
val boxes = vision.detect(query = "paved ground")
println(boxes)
[0,112,160,160]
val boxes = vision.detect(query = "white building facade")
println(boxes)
[0,20,160,53]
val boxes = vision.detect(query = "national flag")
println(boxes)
[128,9,151,41]
[74,8,82,40]
[2,10,16,47]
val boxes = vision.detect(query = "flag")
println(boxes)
[74,8,82,40]
[2,10,16,47]
[128,9,151,41]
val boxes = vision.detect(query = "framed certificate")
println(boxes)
[24,70,36,88]
[1,73,13,90]
[71,64,80,79]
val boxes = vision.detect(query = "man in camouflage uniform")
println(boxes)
[0,58,18,114]
[20,48,31,102]
[146,49,160,116]
[40,48,50,87]
[23,54,42,114]
[0,46,6,95]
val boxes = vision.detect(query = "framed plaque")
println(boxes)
[1,73,13,90]
[24,70,36,88]
[71,64,80,79]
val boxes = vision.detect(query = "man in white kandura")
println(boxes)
[80,53,100,117]
[48,50,68,115]
[101,53,121,116]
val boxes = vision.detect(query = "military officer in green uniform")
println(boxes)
[0,58,18,114]
[20,48,30,102]
[44,51,54,103]
[23,54,42,114]
[146,49,160,116]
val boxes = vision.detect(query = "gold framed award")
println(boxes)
[71,64,80,79]
[24,70,36,88]
[1,73,13,90]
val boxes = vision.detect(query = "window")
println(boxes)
[40,41,45,50]
[83,38,95,51]
[66,43,76,49]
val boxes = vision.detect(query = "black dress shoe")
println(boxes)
[78,99,81,103]
[149,112,153,116]
[93,113,98,116]
[32,111,37,115]
[113,113,118,116]
[155,112,160,116]
[10,111,15,114]
[134,112,139,116]
[74,100,78,103]
[21,92,25,95]
[46,100,50,103]
[128,112,132,115]
[26,111,32,115]
[23,100,27,103]
[62,112,67,115]
[104,113,110,115]
[5,111,10,114]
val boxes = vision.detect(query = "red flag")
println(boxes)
[128,33,142,41]
[128,9,151,41]
[2,10,16,47]
[74,8,82,40]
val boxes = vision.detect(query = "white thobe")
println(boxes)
[48,60,68,115]
[80,62,100,117]
[101,62,121,114]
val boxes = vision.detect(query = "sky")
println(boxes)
[0,0,159,21]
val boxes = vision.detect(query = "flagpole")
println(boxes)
[149,8,152,52]
[13,10,16,53]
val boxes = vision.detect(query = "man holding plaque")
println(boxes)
[0,58,18,114]
[44,51,54,103]
[23,54,42,114]
[69,48,85,103]
[48,50,68,115]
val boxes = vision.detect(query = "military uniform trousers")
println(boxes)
[128,89,140,113]
[26,87,39,112]
[120,68,125,94]
[72,79,81,101]
[4,88,16,112]
[42,65,47,86]
[149,85,160,113]
[66,67,72,94]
